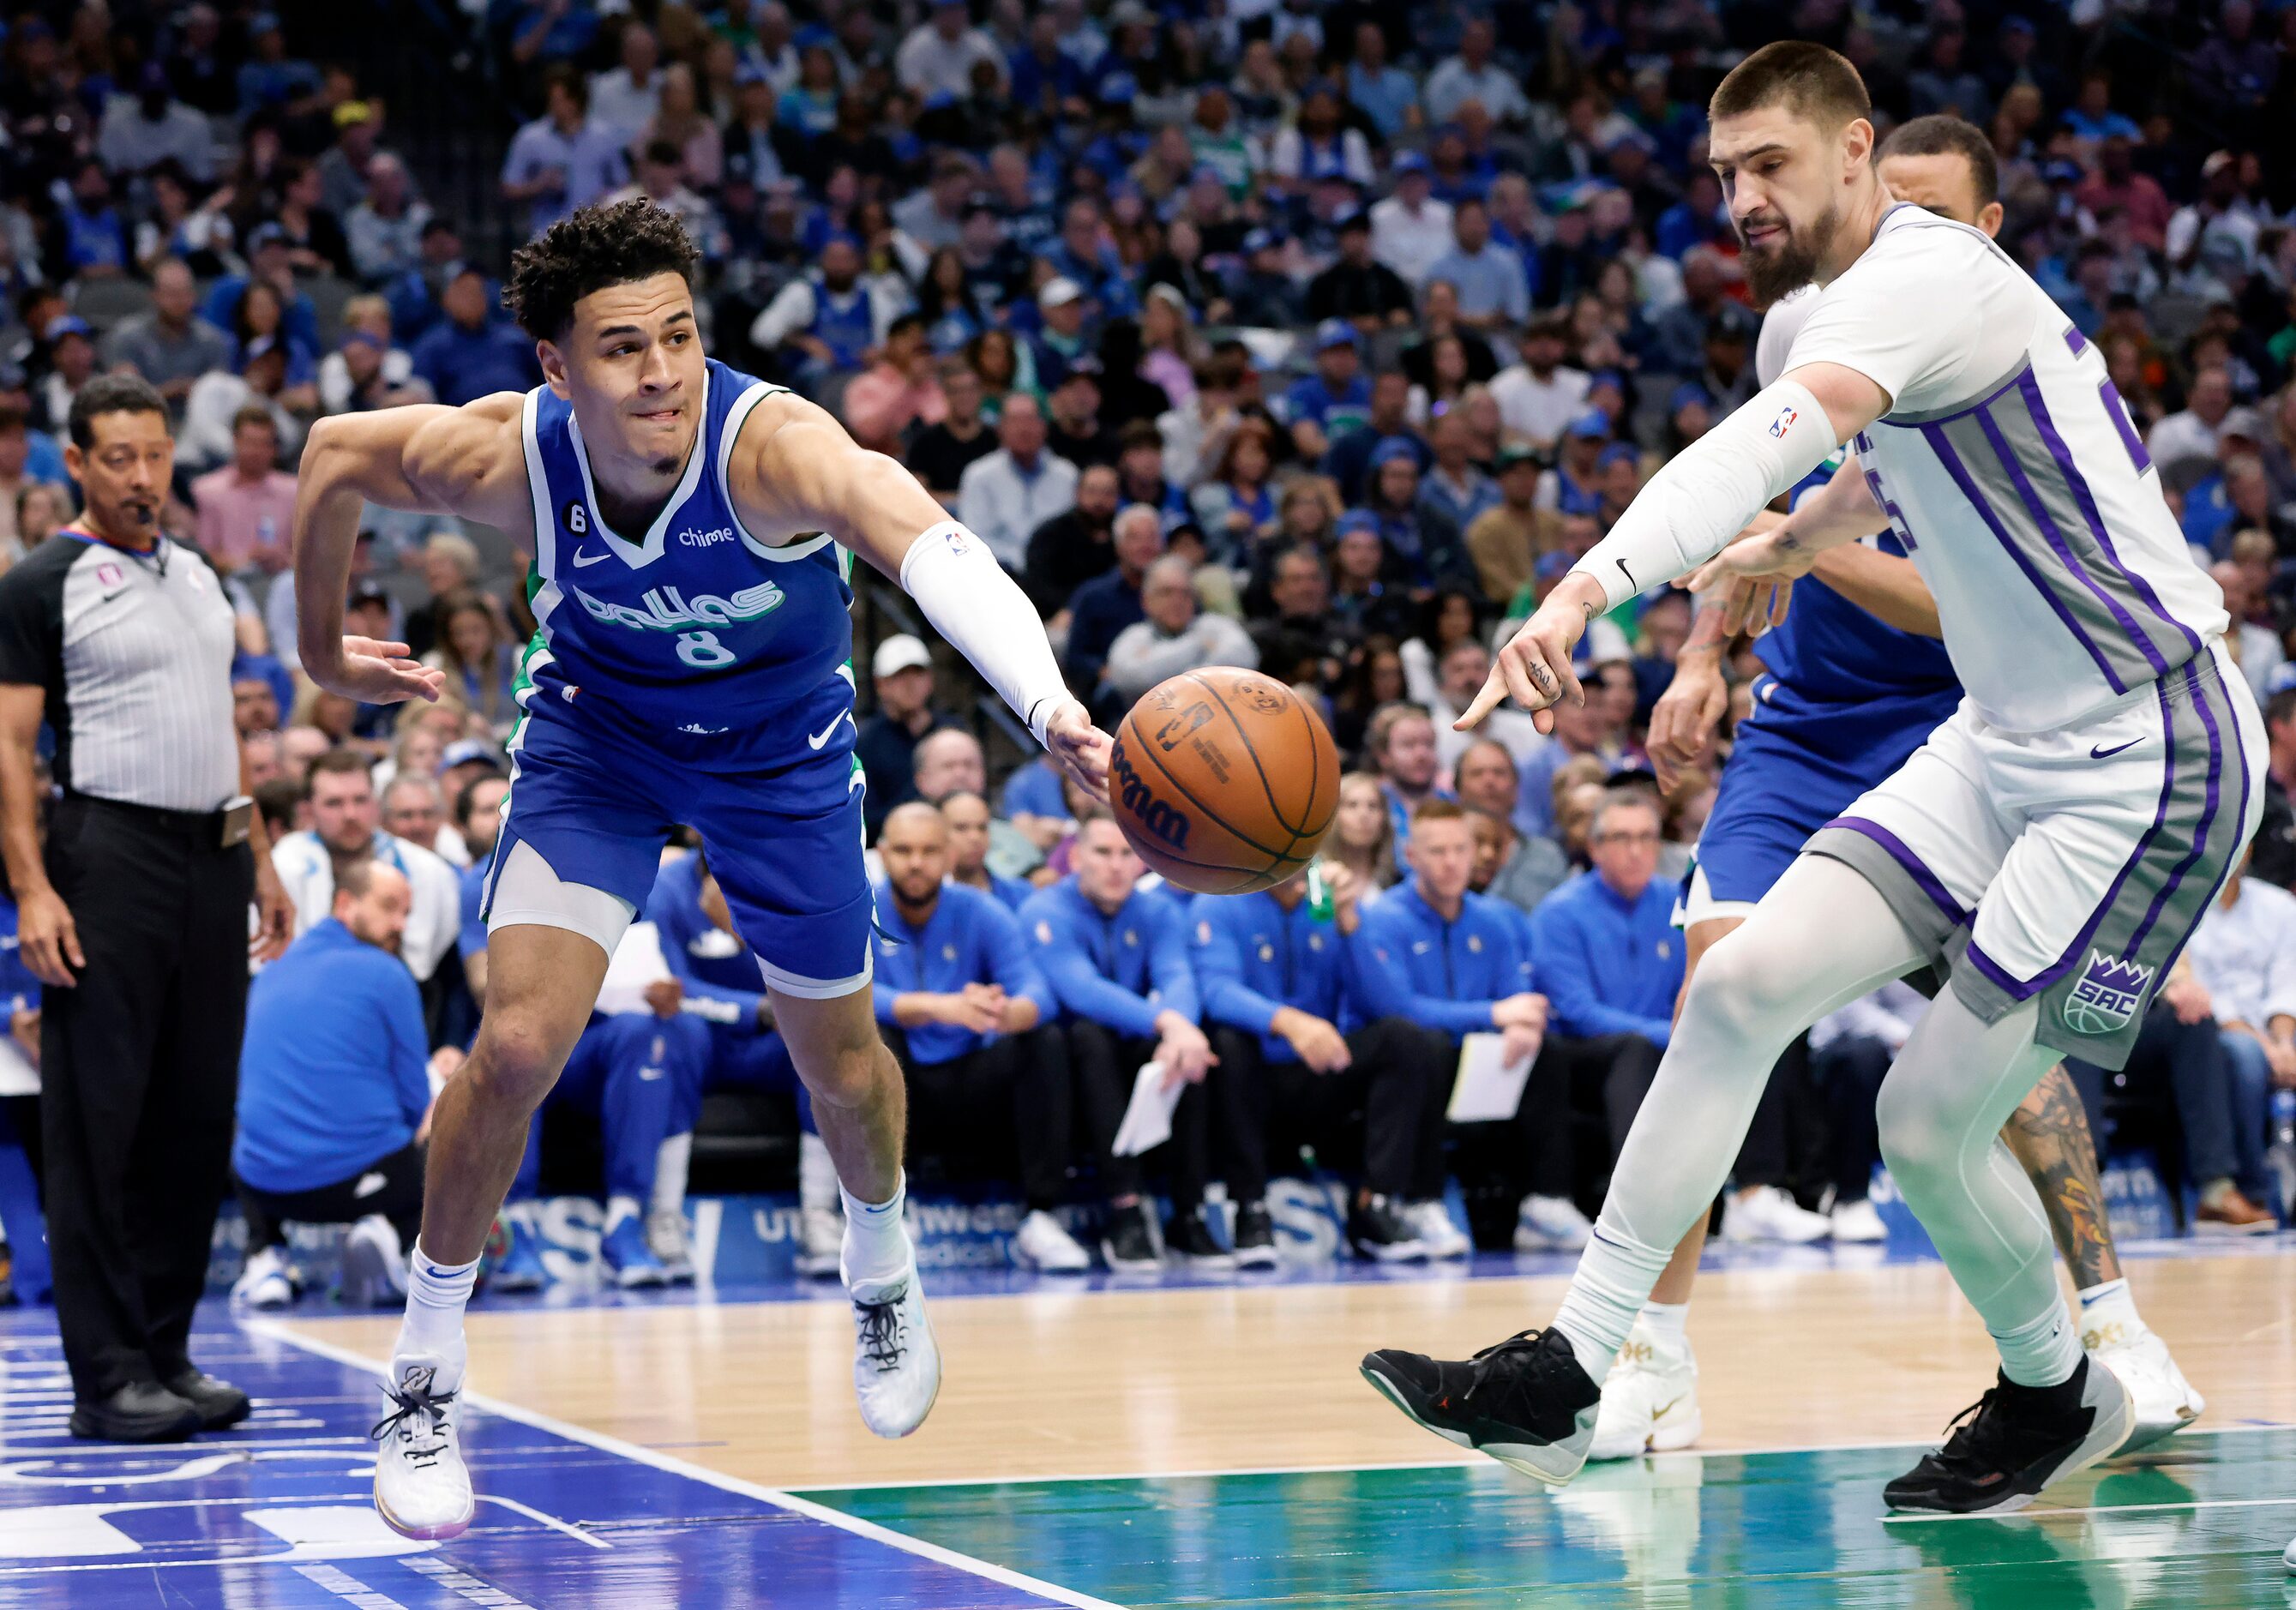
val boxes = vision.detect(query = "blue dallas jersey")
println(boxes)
[517,357,859,776]
[1188,890,1374,1063]
[1019,877,1199,1039]
[869,881,1057,1065]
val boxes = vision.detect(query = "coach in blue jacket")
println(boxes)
[1358,799,1590,1252]
[1021,809,1217,1272]
[1192,869,1452,1265]
[872,803,1091,1273]
[1525,791,1682,1183]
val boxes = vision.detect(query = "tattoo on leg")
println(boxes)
[2002,1065,2121,1289]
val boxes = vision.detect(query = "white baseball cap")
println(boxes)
[872,634,932,679]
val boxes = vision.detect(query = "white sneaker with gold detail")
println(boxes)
[1588,1323,1701,1462]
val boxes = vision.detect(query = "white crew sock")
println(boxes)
[652,1133,692,1219]
[840,1173,911,1289]
[2076,1277,2143,1341]
[799,1131,839,1214]
[395,1242,479,1386]
[605,1194,641,1232]
[1552,1228,1674,1385]
[1637,1300,1690,1349]
[1992,1301,2083,1388]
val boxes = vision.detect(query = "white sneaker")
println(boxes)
[2284,1533,2296,1575]
[1589,1325,1702,1461]
[1722,1186,1832,1244]
[1409,1200,1472,1259]
[231,1245,298,1310]
[1829,1198,1888,1243]
[647,1208,695,1284]
[371,1353,473,1541]
[1011,1209,1091,1272]
[2083,1319,2203,1455]
[847,1262,941,1439]
[1514,1193,1592,1252]
[340,1216,408,1309]
[795,1204,843,1279]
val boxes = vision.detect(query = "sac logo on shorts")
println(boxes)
[2063,951,2154,1035]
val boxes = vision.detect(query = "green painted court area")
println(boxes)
[802,1429,2296,1607]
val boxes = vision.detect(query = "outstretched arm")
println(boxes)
[731,394,1111,803]
[292,396,529,703]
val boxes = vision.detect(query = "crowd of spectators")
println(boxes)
[3,0,2296,1293]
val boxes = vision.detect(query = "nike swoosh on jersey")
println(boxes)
[2089,738,2143,760]
[807,711,853,749]
[572,547,610,567]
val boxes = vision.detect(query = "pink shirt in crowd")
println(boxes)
[191,466,299,572]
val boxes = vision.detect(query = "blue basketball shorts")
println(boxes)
[483,706,875,998]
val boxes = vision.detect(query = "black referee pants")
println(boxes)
[1211,1018,1450,1204]
[42,796,250,1403]
[883,1025,1073,1212]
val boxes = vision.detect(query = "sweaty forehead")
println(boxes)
[570,273,695,337]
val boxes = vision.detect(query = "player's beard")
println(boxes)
[1740,195,1846,309]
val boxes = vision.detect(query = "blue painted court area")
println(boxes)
[0,1307,1103,1610]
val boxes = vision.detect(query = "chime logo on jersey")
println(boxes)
[2063,951,2153,1035]
[570,579,787,632]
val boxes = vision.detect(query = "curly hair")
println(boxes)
[502,198,700,342]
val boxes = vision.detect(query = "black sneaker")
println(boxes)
[1232,1202,1279,1270]
[1167,1210,1234,1270]
[165,1370,252,1431]
[1349,1194,1429,1263]
[1361,1326,1602,1485]
[1884,1356,2132,1515]
[1101,1203,1160,1273]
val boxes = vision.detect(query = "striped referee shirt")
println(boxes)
[0,531,239,812]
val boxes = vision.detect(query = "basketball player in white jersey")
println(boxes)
[1364,43,2262,1515]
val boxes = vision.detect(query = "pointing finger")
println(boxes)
[1453,664,1510,730]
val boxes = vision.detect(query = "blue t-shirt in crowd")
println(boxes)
[1190,889,1373,1063]
[1355,880,1536,1037]
[234,918,430,1193]
[870,881,1056,1065]
[1019,877,1197,1039]
[1001,757,1067,821]
[1527,870,1684,1047]
[410,315,543,408]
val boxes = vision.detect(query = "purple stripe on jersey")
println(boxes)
[2159,654,2256,981]
[1822,816,1971,926]
[1884,363,2035,427]
[2127,660,2223,959]
[2017,369,2198,658]
[1974,400,2167,676]
[1964,675,2180,1001]
[2062,327,2089,357]
[1921,422,2128,694]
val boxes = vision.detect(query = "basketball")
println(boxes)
[1109,667,1341,896]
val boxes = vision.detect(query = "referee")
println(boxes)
[0,375,292,1442]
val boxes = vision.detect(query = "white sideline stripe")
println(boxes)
[296,1563,416,1608]
[251,1319,1123,1610]
[1884,1496,2296,1523]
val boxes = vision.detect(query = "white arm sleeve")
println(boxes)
[1570,376,1838,610]
[899,520,1073,747]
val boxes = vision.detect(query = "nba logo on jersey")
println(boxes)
[2063,951,2153,1035]
[1768,405,1799,438]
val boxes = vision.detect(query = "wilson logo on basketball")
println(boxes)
[1112,748,1191,850]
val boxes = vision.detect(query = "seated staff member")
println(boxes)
[941,790,1037,911]
[646,850,840,1280]
[1356,800,1583,1253]
[871,802,1090,1272]
[1021,809,1217,1272]
[1193,862,1459,1265]
[232,862,449,1311]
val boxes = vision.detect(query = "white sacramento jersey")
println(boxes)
[1782,204,2227,733]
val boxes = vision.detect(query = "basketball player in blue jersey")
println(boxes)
[1367,46,2260,1515]
[1585,116,2202,1467]
[291,200,1109,1541]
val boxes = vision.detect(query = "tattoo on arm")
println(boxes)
[2002,1065,2120,1289]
